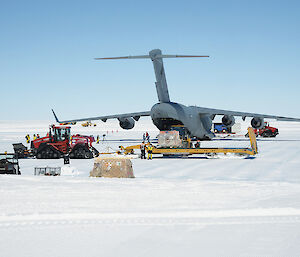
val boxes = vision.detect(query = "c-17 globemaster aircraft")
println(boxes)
[52,49,300,140]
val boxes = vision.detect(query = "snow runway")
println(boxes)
[1,120,300,256]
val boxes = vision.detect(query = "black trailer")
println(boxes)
[0,153,21,175]
[13,143,34,159]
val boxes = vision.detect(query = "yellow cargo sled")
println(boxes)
[119,127,258,157]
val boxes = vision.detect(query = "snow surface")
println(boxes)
[1,119,300,257]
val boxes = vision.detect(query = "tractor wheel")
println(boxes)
[84,150,93,159]
[270,130,278,137]
[261,130,273,138]
[91,147,99,158]
[52,151,59,159]
[44,146,55,158]
[36,148,47,159]
[70,145,91,159]
[37,145,60,159]
[36,144,46,159]
[76,146,86,159]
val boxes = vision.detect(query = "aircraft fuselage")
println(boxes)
[150,102,214,139]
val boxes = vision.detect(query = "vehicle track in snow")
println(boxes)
[1,210,300,229]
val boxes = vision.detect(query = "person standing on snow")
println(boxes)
[25,134,30,144]
[147,144,153,160]
[146,132,150,142]
[140,141,146,159]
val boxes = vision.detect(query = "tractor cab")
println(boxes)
[50,125,71,142]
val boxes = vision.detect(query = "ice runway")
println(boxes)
[1,119,300,256]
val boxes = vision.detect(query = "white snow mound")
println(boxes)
[61,165,78,176]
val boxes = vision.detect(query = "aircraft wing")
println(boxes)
[52,109,151,123]
[195,106,300,121]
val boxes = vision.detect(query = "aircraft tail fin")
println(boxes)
[95,49,209,103]
[149,49,170,102]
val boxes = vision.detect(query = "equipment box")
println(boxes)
[157,131,182,148]
[34,167,61,176]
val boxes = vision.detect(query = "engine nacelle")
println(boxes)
[222,115,235,127]
[119,117,135,130]
[251,117,264,129]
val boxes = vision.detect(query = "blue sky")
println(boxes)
[1,0,299,120]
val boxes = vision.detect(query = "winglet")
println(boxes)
[51,109,60,123]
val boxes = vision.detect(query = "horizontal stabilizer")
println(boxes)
[95,54,209,60]
[95,55,150,60]
[160,54,209,58]
[95,49,209,103]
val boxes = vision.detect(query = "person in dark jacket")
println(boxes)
[25,134,30,144]
[140,141,146,159]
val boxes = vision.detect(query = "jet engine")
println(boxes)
[222,115,235,127]
[118,117,135,130]
[251,117,264,129]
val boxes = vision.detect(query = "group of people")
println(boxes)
[143,132,150,142]
[33,134,40,140]
[95,134,106,144]
[140,132,153,159]
[25,134,40,143]
[140,141,153,160]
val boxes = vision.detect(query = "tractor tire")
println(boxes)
[85,150,93,159]
[36,145,61,159]
[70,145,93,159]
[91,147,99,158]
[270,130,279,137]
[36,143,46,159]
[261,130,273,138]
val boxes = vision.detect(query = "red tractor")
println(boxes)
[31,125,99,159]
[245,122,279,138]
[254,122,279,137]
